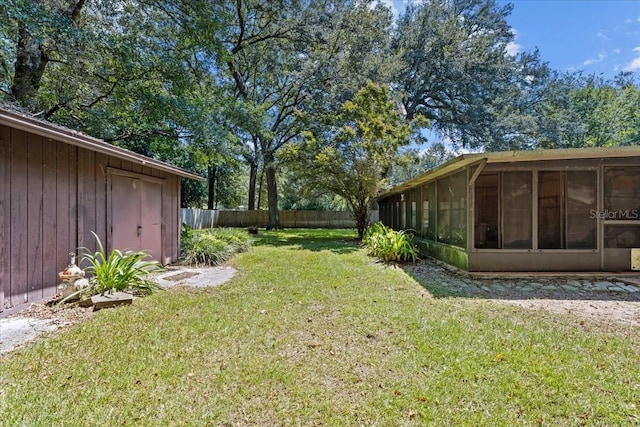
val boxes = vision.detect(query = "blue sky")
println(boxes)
[386,0,640,79]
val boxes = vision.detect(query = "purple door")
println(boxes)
[110,173,163,261]
[140,180,163,260]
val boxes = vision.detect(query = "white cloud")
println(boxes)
[596,31,609,41]
[505,41,522,57]
[504,28,522,57]
[613,48,621,54]
[624,57,640,71]
[633,46,640,54]
[583,52,607,66]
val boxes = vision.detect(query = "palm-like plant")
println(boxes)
[363,222,418,262]
[82,232,162,295]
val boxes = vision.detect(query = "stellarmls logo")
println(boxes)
[590,209,640,220]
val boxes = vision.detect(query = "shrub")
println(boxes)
[181,223,194,241]
[82,232,163,295]
[182,228,253,266]
[362,222,418,262]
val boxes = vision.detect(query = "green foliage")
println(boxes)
[536,72,640,149]
[363,222,418,263]
[2,0,238,193]
[181,223,194,242]
[81,232,162,296]
[181,228,253,266]
[393,0,548,150]
[286,82,411,239]
[387,143,455,187]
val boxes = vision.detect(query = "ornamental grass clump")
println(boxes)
[82,232,163,295]
[363,222,418,262]
[181,227,253,266]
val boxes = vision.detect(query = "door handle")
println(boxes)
[137,225,142,236]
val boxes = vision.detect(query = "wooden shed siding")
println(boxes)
[11,129,28,307]
[27,132,44,303]
[1,124,183,313]
[43,138,58,302]
[0,124,9,311]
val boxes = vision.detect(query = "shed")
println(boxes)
[0,108,203,314]
[377,146,640,272]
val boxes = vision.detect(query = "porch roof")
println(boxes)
[378,145,640,199]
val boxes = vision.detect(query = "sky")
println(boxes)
[386,0,640,79]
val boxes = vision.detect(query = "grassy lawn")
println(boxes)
[1,229,639,425]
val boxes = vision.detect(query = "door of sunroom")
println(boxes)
[602,166,640,271]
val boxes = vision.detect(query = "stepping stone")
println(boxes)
[593,281,613,292]
[617,284,640,293]
[565,280,582,288]
[91,292,133,311]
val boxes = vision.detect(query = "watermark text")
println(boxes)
[590,209,639,220]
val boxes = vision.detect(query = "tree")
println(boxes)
[534,72,640,149]
[2,0,239,196]
[392,0,544,150]
[221,0,395,228]
[387,143,455,187]
[285,82,411,238]
[3,0,88,108]
[218,0,312,227]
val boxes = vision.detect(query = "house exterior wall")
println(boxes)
[378,155,640,272]
[0,124,181,314]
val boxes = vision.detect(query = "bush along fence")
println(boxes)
[181,208,379,230]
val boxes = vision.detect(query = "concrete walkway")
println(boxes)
[0,317,61,355]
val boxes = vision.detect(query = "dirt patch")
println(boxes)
[7,302,94,324]
[161,271,201,282]
[505,299,640,328]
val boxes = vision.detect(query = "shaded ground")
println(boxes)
[405,258,640,328]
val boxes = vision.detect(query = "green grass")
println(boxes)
[1,229,639,425]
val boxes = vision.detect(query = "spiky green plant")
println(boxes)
[82,232,163,295]
[363,222,418,262]
[182,228,253,266]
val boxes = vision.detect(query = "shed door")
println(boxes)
[110,174,163,262]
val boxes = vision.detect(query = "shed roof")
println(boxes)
[0,107,204,181]
[379,145,640,199]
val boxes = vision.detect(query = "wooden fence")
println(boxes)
[181,208,379,229]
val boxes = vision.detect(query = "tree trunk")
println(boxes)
[12,27,48,108]
[247,158,258,210]
[11,0,87,108]
[353,198,370,239]
[264,151,280,230]
[207,164,217,210]
[257,163,265,209]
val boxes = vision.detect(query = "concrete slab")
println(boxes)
[91,292,133,311]
[0,317,59,355]
[153,266,236,288]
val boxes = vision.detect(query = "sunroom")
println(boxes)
[377,147,640,271]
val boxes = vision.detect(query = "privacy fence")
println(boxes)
[181,209,379,230]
